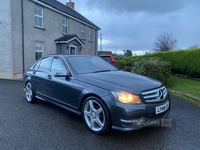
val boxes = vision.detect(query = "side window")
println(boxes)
[33,60,41,69]
[38,57,52,71]
[51,57,66,73]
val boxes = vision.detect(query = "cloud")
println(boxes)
[58,0,200,53]
[85,0,188,14]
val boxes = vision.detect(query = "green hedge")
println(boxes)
[131,57,171,85]
[115,57,123,60]
[123,66,132,72]
[122,57,133,65]
[128,48,200,78]
[115,60,125,69]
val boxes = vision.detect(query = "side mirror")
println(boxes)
[55,70,70,78]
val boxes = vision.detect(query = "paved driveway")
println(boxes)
[0,79,200,150]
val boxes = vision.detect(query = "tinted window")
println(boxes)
[38,57,52,71]
[100,56,112,61]
[51,58,66,73]
[33,60,41,69]
[67,56,118,74]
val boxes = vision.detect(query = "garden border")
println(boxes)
[168,89,200,102]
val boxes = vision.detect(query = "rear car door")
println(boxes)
[32,57,53,98]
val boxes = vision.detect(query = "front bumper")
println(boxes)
[102,92,171,131]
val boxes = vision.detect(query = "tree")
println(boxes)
[188,44,199,49]
[153,32,177,52]
[125,50,132,57]
[145,50,152,55]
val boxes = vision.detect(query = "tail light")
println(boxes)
[111,61,115,65]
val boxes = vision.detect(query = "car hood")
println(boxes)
[77,71,162,94]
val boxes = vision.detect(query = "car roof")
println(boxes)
[44,54,98,58]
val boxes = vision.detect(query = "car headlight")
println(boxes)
[111,90,142,104]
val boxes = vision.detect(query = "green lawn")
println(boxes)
[168,75,200,97]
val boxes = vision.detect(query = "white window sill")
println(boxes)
[34,26,45,31]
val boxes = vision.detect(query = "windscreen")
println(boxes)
[67,56,118,74]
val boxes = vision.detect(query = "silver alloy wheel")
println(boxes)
[84,100,105,132]
[26,82,33,102]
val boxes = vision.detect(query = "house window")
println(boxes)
[35,6,43,28]
[63,18,68,34]
[89,28,92,41]
[81,25,84,39]
[89,50,92,55]
[35,41,43,61]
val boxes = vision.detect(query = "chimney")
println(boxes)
[66,0,75,9]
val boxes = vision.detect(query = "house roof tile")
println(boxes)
[38,0,100,29]
[55,34,85,45]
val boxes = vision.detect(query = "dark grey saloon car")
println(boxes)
[23,55,170,134]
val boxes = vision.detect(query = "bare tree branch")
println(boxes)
[153,32,177,52]
[188,44,199,49]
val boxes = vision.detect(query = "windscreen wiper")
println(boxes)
[92,70,111,73]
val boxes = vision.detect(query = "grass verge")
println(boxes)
[168,75,200,97]
[170,93,200,106]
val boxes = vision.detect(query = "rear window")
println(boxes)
[100,56,112,61]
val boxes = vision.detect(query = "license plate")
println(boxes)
[155,101,169,114]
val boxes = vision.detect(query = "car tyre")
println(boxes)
[82,96,112,135]
[25,82,38,103]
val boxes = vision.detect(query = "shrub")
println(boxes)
[131,57,171,85]
[123,66,132,72]
[127,48,200,78]
[115,60,125,69]
[129,56,160,67]
[115,57,123,60]
[122,57,133,65]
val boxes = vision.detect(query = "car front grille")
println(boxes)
[142,86,167,103]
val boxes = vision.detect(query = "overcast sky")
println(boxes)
[58,0,200,55]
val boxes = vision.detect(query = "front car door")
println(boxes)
[45,56,77,108]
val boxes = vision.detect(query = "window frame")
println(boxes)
[38,57,53,72]
[35,41,44,61]
[89,28,92,41]
[35,5,43,28]
[50,57,67,73]
[63,18,68,34]
[81,25,84,39]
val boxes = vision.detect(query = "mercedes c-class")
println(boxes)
[23,55,170,134]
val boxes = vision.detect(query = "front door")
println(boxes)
[69,45,77,54]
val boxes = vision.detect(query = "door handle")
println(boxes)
[47,75,52,80]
